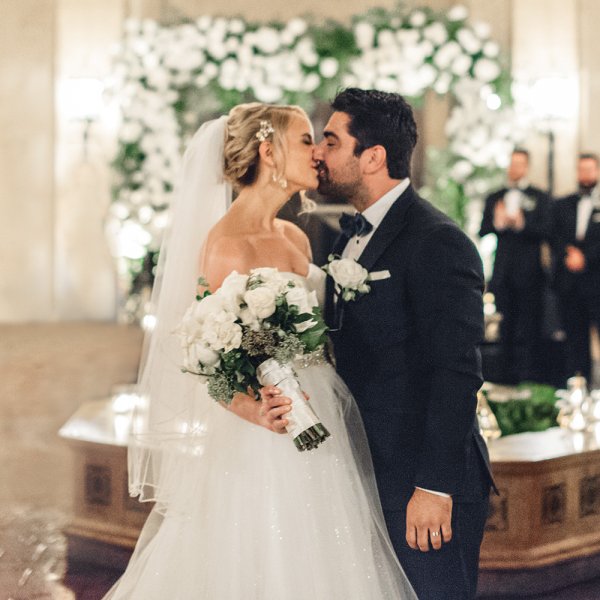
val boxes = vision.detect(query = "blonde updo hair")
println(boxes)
[223,103,309,190]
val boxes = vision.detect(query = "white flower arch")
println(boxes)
[106,4,525,306]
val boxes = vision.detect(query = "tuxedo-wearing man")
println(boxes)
[479,149,551,383]
[551,153,600,382]
[315,88,494,600]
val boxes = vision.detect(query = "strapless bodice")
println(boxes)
[281,264,326,309]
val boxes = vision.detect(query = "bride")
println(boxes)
[104,103,416,599]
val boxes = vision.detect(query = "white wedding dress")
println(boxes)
[104,264,416,600]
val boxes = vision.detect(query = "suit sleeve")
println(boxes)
[479,193,497,237]
[520,190,551,241]
[409,226,484,494]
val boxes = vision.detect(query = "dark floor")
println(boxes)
[2,504,600,600]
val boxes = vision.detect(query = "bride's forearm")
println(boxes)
[221,392,260,426]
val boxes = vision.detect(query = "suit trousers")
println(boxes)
[384,495,490,600]
[494,282,543,383]
[559,288,600,381]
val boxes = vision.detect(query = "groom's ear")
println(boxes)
[360,145,388,175]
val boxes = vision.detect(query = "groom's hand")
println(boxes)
[406,488,453,552]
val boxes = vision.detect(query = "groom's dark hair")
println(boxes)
[331,88,417,179]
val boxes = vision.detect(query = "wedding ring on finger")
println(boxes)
[431,531,440,537]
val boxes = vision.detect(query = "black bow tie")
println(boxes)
[339,212,373,238]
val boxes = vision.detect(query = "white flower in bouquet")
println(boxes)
[202,311,242,353]
[417,64,437,88]
[244,286,278,319]
[219,272,249,306]
[378,29,396,48]
[447,4,469,22]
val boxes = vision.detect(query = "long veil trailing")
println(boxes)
[128,116,232,511]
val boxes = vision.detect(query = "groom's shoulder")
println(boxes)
[408,191,462,233]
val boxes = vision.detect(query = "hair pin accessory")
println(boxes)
[256,120,275,142]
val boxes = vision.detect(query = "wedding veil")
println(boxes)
[128,116,232,511]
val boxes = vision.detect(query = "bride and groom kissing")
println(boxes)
[109,88,495,600]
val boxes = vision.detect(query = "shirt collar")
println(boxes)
[361,179,410,231]
[508,178,529,190]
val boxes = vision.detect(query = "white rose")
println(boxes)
[183,341,220,371]
[193,293,228,323]
[202,311,242,352]
[285,286,314,315]
[287,18,307,37]
[328,259,368,290]
[483,41,500,58]
[244,286,277,319]
[219,271,249,312]
[451,54,473,77]
[255,26,280,54]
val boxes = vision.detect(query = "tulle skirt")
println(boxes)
[104,363,416,599]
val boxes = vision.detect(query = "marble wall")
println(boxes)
[1,0,599,321]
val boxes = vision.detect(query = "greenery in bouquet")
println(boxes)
[485,382,560,437]
[175,268,328,404]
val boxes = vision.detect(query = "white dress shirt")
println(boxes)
[341,179,410,260]
[576,187,597,241]
[340,178,450,499]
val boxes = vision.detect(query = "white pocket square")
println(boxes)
[369,270,391,281]
[592,213,600,223]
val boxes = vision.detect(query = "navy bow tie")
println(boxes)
[339,212,373,238]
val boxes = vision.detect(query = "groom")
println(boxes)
[315,88,494,599]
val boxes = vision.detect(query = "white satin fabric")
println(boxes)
[105,266,416,600]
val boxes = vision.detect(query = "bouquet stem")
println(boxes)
[256,358,330,452]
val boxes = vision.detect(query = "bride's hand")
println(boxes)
[227,387,291,434]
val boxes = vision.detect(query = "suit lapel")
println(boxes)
[357,185,418,272]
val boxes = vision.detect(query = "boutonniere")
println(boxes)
[521,196,537,211]
[322,255,391,302]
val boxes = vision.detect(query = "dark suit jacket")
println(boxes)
[479,185,550,292]
[551,193,600,298]
[327,186,494,511]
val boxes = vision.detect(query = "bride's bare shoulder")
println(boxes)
[277,219,311,260]
[200,227,253,289]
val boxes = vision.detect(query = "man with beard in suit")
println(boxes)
[552,153,600,382]
[479,149,551,383]
[314,88,495,600]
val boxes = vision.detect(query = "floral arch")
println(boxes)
[106,4,524,316]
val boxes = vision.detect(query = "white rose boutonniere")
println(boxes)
[322,255,391,302]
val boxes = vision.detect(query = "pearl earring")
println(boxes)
[272,173,288,189]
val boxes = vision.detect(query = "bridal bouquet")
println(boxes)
[176,268,330,451]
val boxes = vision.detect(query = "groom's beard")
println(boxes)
[317,163,364,204]
[579,181,597,195]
